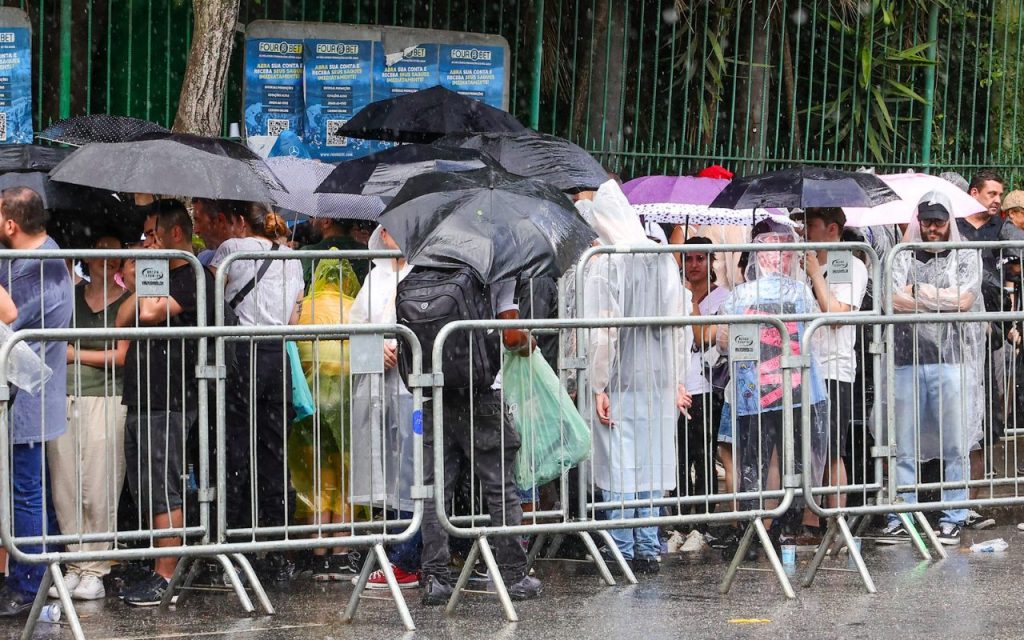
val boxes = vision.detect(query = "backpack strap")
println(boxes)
[229,242,279,310]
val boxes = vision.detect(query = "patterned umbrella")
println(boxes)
[37,115,169,146]
[634,203,796,227]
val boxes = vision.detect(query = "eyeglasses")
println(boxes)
[919,219,948,229]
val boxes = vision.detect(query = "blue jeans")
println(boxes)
[888,364,968,526]
[389,510,421,574]
[602,490,662,560]
[9,443,60,596]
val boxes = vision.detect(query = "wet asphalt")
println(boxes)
[7,522,1024,639]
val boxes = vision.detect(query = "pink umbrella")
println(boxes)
[620,175,730,205]
[842,173,986,227]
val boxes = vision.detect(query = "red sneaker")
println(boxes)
[352,564,421,590]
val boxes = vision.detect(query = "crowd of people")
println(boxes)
[0,166,1017,617]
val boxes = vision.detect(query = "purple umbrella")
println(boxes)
[620,175,730,206]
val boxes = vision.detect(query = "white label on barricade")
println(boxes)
[729,324,759,361]
[350,333,385,374]
[136,259,169,297]
[826,250,854,284]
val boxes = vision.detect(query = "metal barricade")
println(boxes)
[211,249,425,631]
[430,312,797,621]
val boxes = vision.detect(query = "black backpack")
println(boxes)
[396,266,500,394]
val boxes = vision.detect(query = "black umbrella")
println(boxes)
[434,132,608,192]
[338,85,527,144]
[0,171,124,213]
[49,135,284,202]
[37,115,170,146]
[315,143,495,197]
[0,144,71,172]
[709,165,899,210]
[378,167,597,283]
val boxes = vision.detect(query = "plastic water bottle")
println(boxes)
[969,538,1009,553]
[781,544,796,575]
[187,464,198,493]
[846,537,863,569]
[37,603,60,623]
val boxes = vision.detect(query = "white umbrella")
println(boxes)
[842,173,985,227]
[265,156,385,221]
[634,202,797,227]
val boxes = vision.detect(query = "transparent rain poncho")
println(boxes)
[886,191,985,460]
[716,227,829,505]
[349,227,416,512]
[582,180,693,493]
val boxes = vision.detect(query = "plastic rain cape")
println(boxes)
[882,191,985,459]
[289,255,360,519]
[582,180,693,493]
[349,228,416,512]
[718,228,830,498]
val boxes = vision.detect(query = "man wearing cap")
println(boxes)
[881,191,985,546]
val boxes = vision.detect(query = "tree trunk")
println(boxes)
[738,0,772,174]
[173,0,240,135]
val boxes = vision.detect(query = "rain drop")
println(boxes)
[662,7,679,25]
[791,7,808,26]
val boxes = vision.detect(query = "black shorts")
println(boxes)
[824,380,856,458]
[124,409,192,518]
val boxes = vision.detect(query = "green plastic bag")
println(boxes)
[502,350,591,490]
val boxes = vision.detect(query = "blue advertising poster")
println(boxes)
[0,27,32,143]
[373,43,439,100]
[244,38,305,137]
[439,44,504,107]
[303,39,375,161]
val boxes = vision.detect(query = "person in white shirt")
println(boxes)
[800,208,869,510]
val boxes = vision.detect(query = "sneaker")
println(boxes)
[0,585,33,617]
[312,554,352,582]
[47,571,80,599]
[708,527,738,550]
[255,553,297,582]
[966,510,996,530]
[631,556,660,575]
[352,564,421,590]
[506,574,542,600]
[467,561,490,587]
[666,530,686,554]
[71,575,105,601]
[420,574,453,606]
[1016,522,1024,532]
[875,520,910,545]
[347,550,365,575]
[680,530,707,554]
[123,572,177,607]
[936,522,962,546]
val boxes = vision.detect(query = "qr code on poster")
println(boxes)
[0,112,9,142]
[326,119,348,147]
[266,118,289,136]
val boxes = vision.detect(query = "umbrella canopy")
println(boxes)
[338,85,527,143]
[379,167,597,282]
[434,132,607,192]
[37,115,170,146]
[842,173,987,227]
[0,144,71,173]
[315,143,491,195]
[621,175,731,205]
[265,156,385,221]
[0,171,124,214]
[709,165,899,210]
[50,136,283,202]
[634,203,796,227]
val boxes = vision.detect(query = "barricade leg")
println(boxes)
[525,533,548,572]
[20,563,84,640]
[913,511,947,560]
[579,531,616,586]
[343,542,415,631]
[446,536,482,613]
[216,553,256,614]
[802,518,839,588]
[160,556,196,610]
[719,520,757,595]
[595,530,638,585]
[231,553,274,615]
[900,512,933,561]
[837,515,876,593]
[544,534,566,560]
[447,536,518,623]
[719,520,796,599]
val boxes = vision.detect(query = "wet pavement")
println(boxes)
[7,522,1024,639]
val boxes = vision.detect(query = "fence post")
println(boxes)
[920,3,940,169]
[59,0,72,119]
[529,0,545,129]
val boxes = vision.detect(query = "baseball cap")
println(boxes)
[917,190,951,222]
[1001,190,1024,212]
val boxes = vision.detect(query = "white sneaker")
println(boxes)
[666,531,685,554]
[72,574,105,601]
[680,530,707,553]
[966,510,995,530]
[47,571,80,599]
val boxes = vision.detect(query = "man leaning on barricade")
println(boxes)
[879,191,985,546]
[0,187,72,616]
